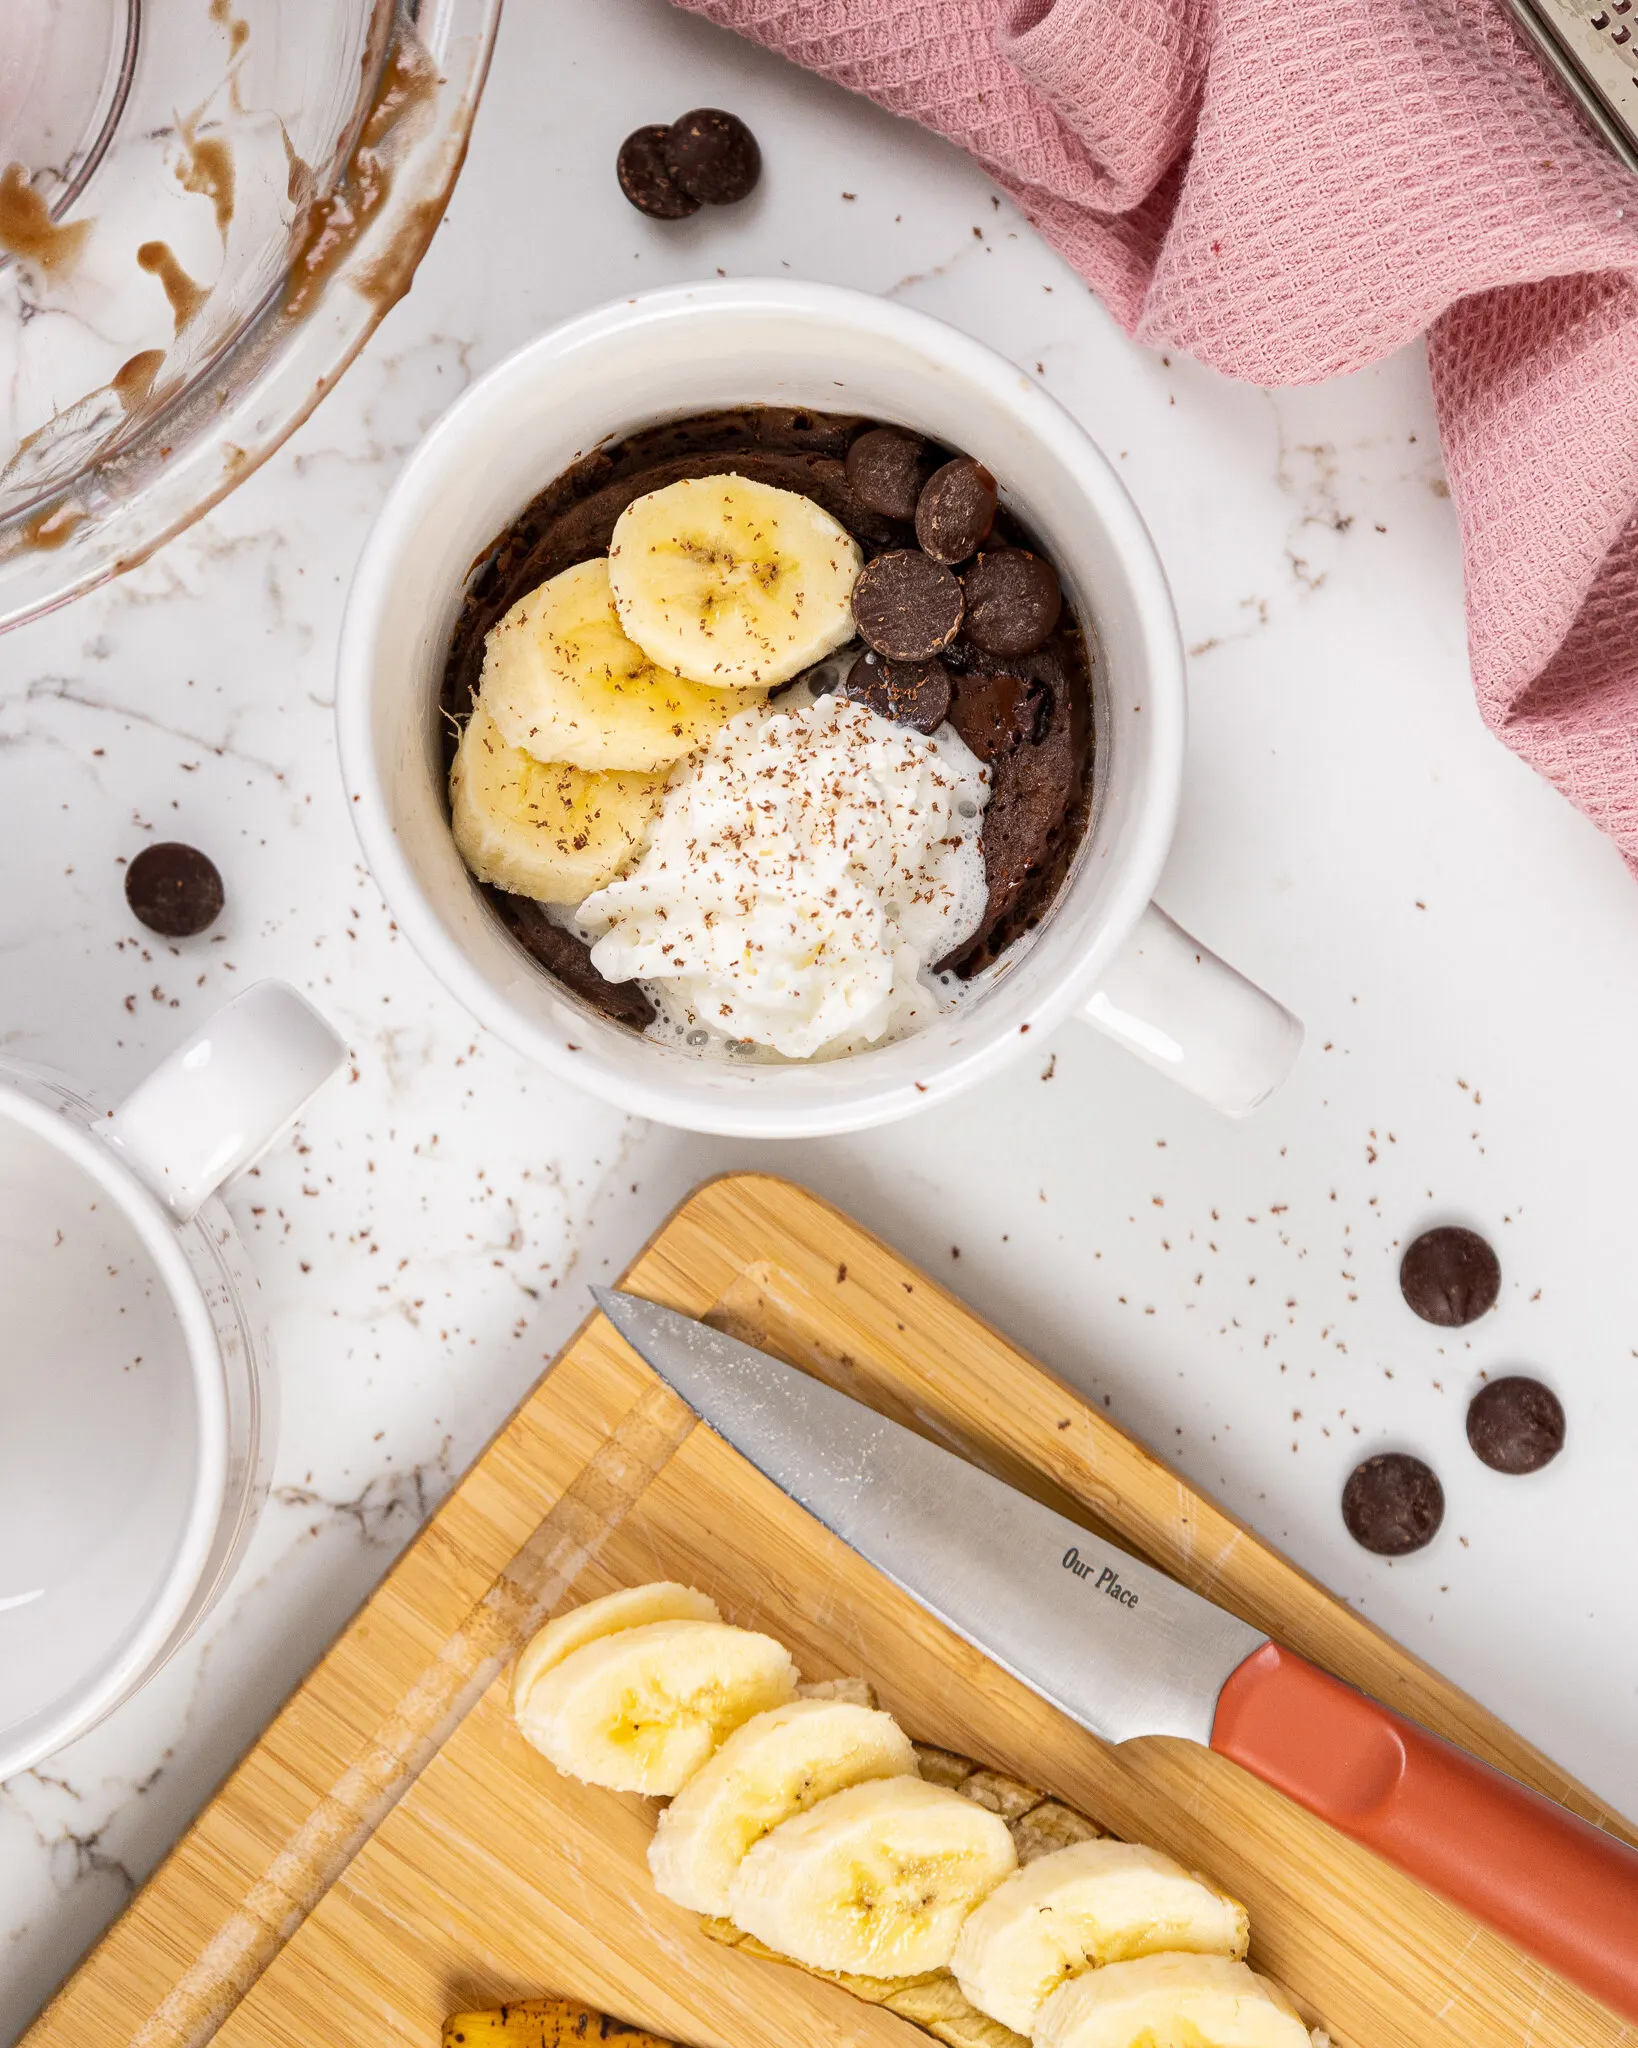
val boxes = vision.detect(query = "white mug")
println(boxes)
[0,981,344,1781]
[337,281,1300,1138]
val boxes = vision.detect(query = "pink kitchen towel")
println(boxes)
[674,0,1638,865]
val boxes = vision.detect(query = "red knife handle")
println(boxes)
[1211,1642,1638,2024]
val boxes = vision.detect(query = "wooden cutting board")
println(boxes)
[23,1173,1635,2048]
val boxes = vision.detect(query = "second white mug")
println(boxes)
[0,981,344,1782]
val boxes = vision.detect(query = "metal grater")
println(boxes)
[1507,0,1638,174]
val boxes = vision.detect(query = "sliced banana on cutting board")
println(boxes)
[951,1840,1251,2035]
[1032,1952,1311,2048]
[512,1583,721,1719]
[609,473,862,689]
[481,558,766,772]
[650,1696,918,1913]
[506,1586,1324,2048]
[726,1773,1018,1977]
[512,1616,798,1796]
[450,704,666,904]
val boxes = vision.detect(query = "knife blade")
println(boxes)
[591,1285,1264,1745]
[591,1285,1638,2026]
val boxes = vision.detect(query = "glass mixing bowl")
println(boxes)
[0,0,501,631]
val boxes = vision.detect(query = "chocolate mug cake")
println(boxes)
[439,405,1094,1060]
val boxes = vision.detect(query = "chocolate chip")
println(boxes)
[1466,1376,1565,1474]
[1400,1226,1500,1327]
[829,477,910,548]
[663,108,761,205]
[852,549,964,662]
[962,548,1063,657]
[617,126,699,219]
[916,457,997,565]
[1342,1453,1444,1556]
[845,428,927,522]
[125,842,224,937]
[947,671,1034,760]
[842,651,952,732]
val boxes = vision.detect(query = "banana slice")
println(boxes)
[650,1697,918,1913]
[726,1774,1017,1977]
[513,1618,798,1796]
[449,703,665,904]
[951,1841,1250,2035]
[1032,1953,1310,2048]
[608,473,863,688]
[481,558,766,771]
[513,1583,721,1722]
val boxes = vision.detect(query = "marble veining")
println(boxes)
[6,0,1638,2038]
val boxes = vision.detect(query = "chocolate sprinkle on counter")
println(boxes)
[1342,1452,1445,1556]
[125,842,224,938]
[1400,1225,1500,1327]
[1466,1376,1565,1474]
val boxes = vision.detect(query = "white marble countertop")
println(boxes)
[7,0,1638,2035]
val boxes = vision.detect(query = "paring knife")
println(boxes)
[592,1287,1638,2027]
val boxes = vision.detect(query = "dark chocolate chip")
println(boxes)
[1466,1376,1565,1474]
[844,428,928,523]
[916,457,997,565]
[1342,1453,1444,1556]
[947,671,1035,760]
[663,108,761,205]
[962,548,1063,657]
[1400,1226,1500,1327]
[842,650,952,733]
[125,842,224,938]
[617,125,699,219]
[829,479,911,548]
[851,549,964,662]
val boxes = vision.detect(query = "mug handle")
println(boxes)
[102,981,346,1221]
[1076,902,1301,1116]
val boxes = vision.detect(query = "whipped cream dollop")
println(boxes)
[578,693,990,1059]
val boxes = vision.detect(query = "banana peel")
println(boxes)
[443,1996,682,2048]
[699,1743,1102,2048]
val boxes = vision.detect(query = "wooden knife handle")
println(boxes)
[1211,1642,1638,2025]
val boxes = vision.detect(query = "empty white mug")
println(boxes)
[0,981,344,1781]
[337,281,1301,1138]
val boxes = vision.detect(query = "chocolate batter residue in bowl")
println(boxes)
[439,406,1096,1033]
